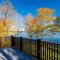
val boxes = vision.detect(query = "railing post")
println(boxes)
[37,39,42,60]
[54,43,55,60]
[11,35,15,47]
[20,37,23,51]
[29,39,32,55]
[35,40,37,57]
[57,44,58,60]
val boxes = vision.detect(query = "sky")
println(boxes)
[10,0,60,16]
[0,0,60,31]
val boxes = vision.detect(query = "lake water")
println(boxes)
[42,35,60,44]
[15,32,60,44]
[32,32,60,44]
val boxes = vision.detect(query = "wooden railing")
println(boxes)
[11,36,60,60]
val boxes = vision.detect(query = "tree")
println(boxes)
[45,16,60,32]
[0,18,13,37]
[54,16,60,27]
[37,8,56,22]
[37,8,56,37]
[25,8,56,38]
[30,23,46,37]
[47,24,58,32]
[25,14,37,37]
[0,0,16,47]
[0,0,15,37]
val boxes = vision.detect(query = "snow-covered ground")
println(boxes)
[0,48,37,60]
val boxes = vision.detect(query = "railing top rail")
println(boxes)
[11,36,60,45]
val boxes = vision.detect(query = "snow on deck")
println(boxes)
[0,48,37,60]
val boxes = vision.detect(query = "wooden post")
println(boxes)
[11,35,15,47]
[20,37,23,51]
[37,39,42,60]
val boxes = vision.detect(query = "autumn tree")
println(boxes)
[0,18,13,37]
[30,23,46,37]
[54,16,60,27]
[47,17,60,32]
[37,8,56,37]
[37,8,55,22]
[25,14,37,37]
[0,0,15,37]
[25,8,56,38]
[0,0,16,47]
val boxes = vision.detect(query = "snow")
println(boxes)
[3,48,19,60]
[0,48,37,60]
[0,53,8,60]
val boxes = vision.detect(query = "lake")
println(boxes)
[14,32,60,44]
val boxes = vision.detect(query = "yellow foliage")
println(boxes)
[47,24,57,28]
[28,24,43,36]
[37,8,53,15]
[31,24,41,32]
[37,8,56,22]
[25,14,37,33]
[0,18,13,37]
[25,18,37,27]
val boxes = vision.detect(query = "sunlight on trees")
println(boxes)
[36,8,56,38]
[37,8,56,22]
[25,14,38,37]
[54,16,60,27]
[0,0,16,47]
[0,0,15,37]
[25,8,56,37]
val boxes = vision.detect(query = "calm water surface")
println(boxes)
[16,32,60,44]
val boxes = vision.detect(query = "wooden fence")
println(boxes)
[11,36,60,60]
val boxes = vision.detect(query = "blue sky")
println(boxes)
[10,0,60,17]
[0,0,60,16]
